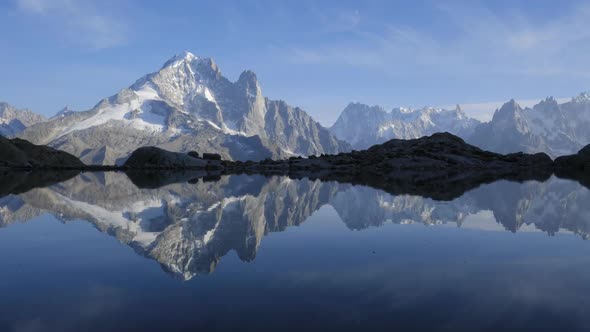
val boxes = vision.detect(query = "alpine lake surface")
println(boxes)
[2,171,590,332]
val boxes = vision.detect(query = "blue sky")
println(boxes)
[1,0,589,124]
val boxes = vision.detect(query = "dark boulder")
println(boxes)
[555,144,590,171]
[202,153,222,160]
[187,151,200,159]
[125,147,213,169]
[0,135,84,169]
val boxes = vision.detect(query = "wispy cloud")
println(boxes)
[16,0,128,50]
[279,2,590,78]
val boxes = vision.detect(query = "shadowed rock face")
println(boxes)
[554,144,590,171]
[554,143,590,188]
[0,135,84,169]
[2,171,590,280]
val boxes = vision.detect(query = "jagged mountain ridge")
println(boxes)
[331,92,590,157]
[468,94,590,157]
[329,102,480,150]
[19,52,350,165]
[0,102,45,137]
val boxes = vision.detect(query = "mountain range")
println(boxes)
[2,51,590,160]
[329,103,480,150]
[468,96,590,157]
[329,94,590,157]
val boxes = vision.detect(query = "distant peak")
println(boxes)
[343,102,385,114]
[53,105,76,118]
[161,51,208,69]
[537,96,558,107]
[491,99,523,122]
[454,104,466,116]
[173,51,197,62]
[573,91,590,103]
[393,107,416,114]
[238,70,258,83]
[501,99,520,109]
[345,101,367,108]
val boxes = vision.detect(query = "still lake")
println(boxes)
[1,172,590,331]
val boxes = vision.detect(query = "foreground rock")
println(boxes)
[0,135,84,169]
[554,145,590,171]
[554,144,590,187]
[124,146,222,170]
[119,133,558,200]
[243,132,553,174]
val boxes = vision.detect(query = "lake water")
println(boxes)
[1,172,590,331]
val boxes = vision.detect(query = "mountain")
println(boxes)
[0,102,45,137]
[468,94,590,157]
[329,102,480,150]
[20,52,349,165]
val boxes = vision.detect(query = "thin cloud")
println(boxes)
[15,0,128,50]
[279,2,590,78]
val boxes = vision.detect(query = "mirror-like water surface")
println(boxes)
[1,172,590,331]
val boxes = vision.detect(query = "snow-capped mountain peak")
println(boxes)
[572,91,590,104]
[52,106,76,119]
[0,102,46,137]
[330,102,480,149]
[19,51,349,165]
[468,91,590,157]
[162,51,202,68]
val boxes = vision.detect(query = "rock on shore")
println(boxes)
[1,135,84,169]
[124,147,221,169]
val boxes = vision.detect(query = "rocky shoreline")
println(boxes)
[2,132,589,197]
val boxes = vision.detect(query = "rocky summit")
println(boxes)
[0,102,45,137]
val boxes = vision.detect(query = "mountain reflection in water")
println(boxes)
[1,172,590,281]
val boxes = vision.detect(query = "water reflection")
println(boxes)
[1,172,590,280]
